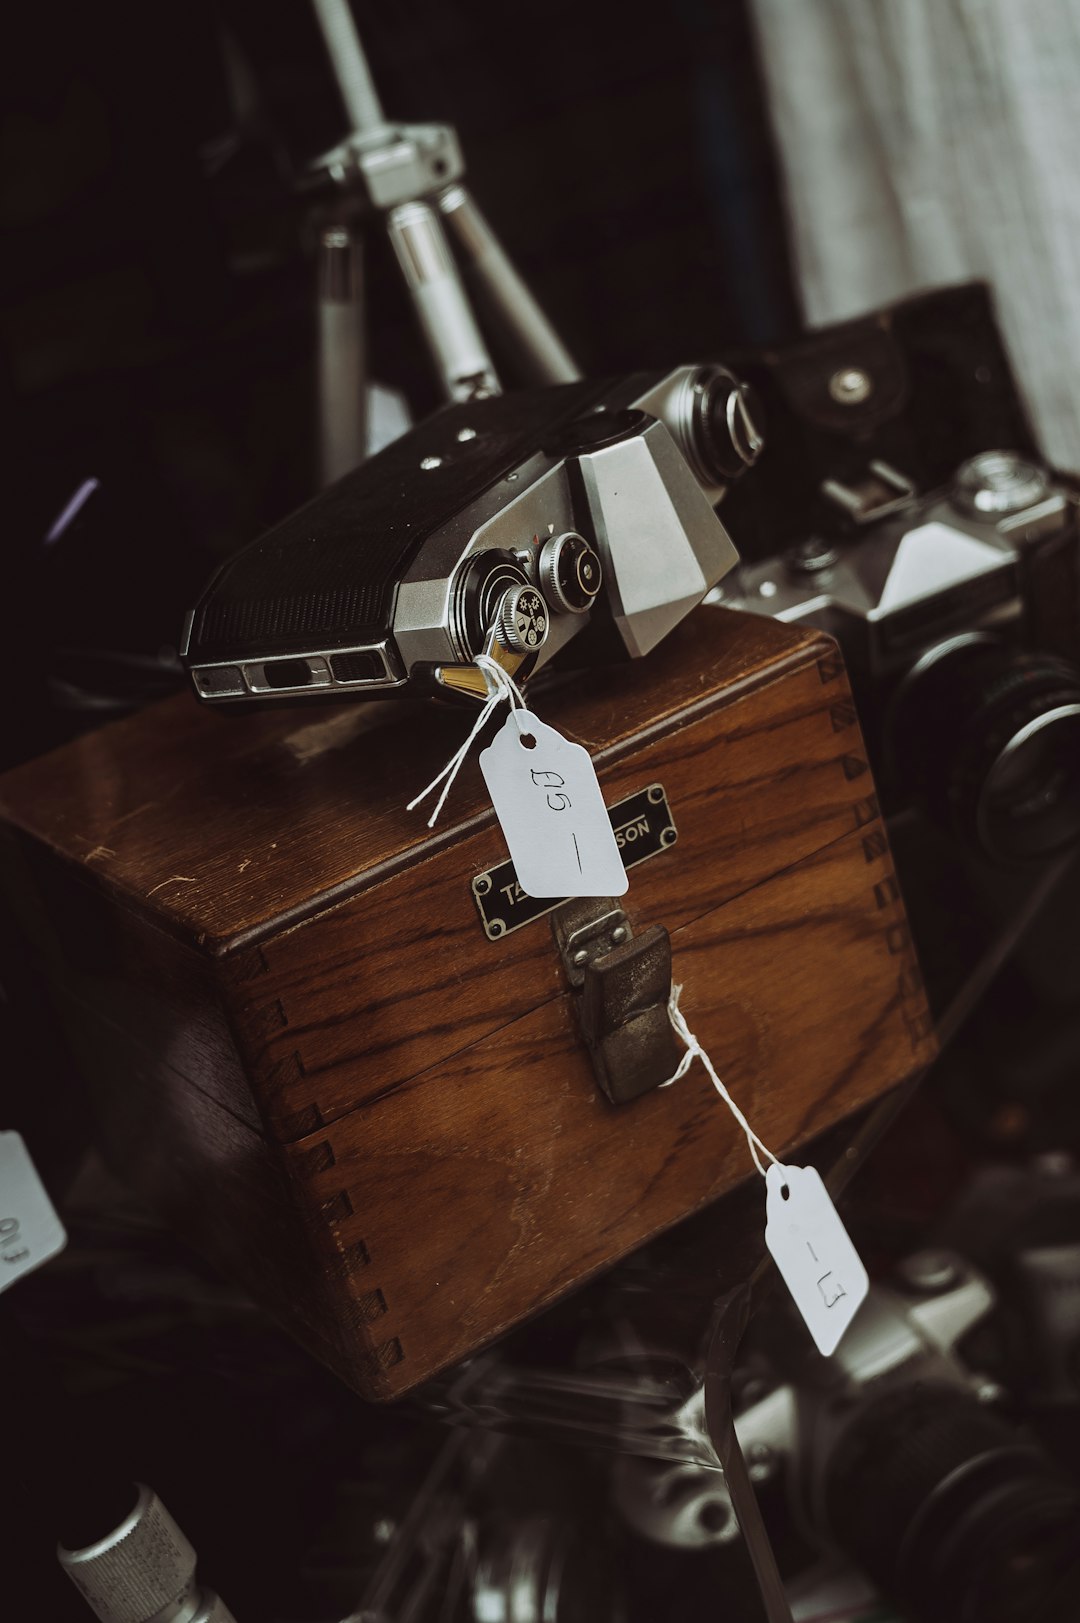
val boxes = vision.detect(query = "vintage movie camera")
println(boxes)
[719,450,1080,862]
[179,364,761,705]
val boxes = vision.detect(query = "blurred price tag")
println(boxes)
[0,1131,66,1294]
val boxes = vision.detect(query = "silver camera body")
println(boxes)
[614,1238,1079,1622]
[181,365,762,707]
[717,452,1072,677]
[612,1253,999,1554]
[718,452,1080,859]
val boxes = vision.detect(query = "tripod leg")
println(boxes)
[438,185,581,386]
[387,202,500,403]
[310,0,386,138]
[317,224,367,485]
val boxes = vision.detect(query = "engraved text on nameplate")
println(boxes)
[471,784,676,940]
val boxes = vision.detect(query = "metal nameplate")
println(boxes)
[471,783,677,940]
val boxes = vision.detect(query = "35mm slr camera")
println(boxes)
[720,451,1080,862]
[612,1240,1080,1623]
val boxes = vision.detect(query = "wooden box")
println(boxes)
[0,610,935,1398]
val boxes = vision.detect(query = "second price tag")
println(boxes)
[764,1163,869,1356]
[0,1131,67,1297]
[479,711,628,898]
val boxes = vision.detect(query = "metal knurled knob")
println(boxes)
[952,450,1049,516]
[57,1484,237,1623]
[538,531,603,614]
[495,584,549,654]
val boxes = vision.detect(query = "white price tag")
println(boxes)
[764,1163,868,1356]
[0,1131,67,1295]
[479,710,628,898]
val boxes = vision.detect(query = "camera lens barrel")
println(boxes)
[889,634,1080,861]
[824,1386,1080,1623]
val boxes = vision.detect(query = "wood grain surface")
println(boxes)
[225,635,897,1138]
[0,611,829,949]
[0,607,936,1399]
[284,820,933,1395]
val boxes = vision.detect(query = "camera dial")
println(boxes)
[784,536,841,575]
[470,1515,619,1623]
[953,452,1050,518]
[496,584,549,654]
[539,532,603,614]
[458,550,537,662]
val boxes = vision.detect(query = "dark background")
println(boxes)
[2,0,799,769]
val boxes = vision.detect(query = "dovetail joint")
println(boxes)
[297,1141,335,1177]
[320,1188,354,1223]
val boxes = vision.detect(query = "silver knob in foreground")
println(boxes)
[952,450,1050,517]
[538,531,603,614]
[495,585,550,654]
[57,1483,237,1623]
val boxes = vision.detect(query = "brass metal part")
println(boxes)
[434,635,526,698]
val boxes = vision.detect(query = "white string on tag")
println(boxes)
[663,984,869,1355]
[408,654,534,828]
[661,983,781,1179]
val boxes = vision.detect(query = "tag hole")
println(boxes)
[518,732,537,750]
[780,1184,790,1201]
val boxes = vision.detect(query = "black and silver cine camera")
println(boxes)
[180,364,761,707]
[720,452,1080,861]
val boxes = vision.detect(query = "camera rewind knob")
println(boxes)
[724,382,766,470]
[684,365,766,487]
[952,451,1049,517]
[495,584,550,654]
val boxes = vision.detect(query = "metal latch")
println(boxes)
[551,898,681,1106]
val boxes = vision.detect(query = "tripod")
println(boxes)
[307,0,580,484]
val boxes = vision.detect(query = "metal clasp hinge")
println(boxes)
[551,897,680,1106]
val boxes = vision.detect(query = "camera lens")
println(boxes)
[889,635,1080,862]
[824,1386,1080,1623]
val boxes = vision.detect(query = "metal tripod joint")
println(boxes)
[310,122,465,214]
